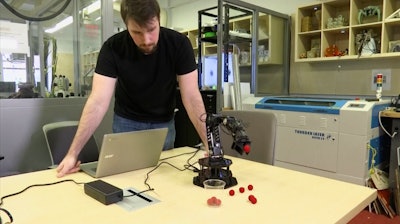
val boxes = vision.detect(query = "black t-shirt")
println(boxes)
[95,27,197,122]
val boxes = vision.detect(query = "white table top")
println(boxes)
[0,147,376,224]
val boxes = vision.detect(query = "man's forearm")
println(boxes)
[67,96,109,157]
[183,91,207,147]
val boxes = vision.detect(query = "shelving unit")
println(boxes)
[82,51,98,75]
[81,50,99,92]
[295,0,400,62]
[184,14,285,66]
[180,29,199,61]
[195,0,290,111]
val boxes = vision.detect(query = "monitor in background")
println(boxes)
[0,81,16,98]
[0,81,16,92]
[201,53,234,89]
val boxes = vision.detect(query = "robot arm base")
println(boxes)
[193,157,238,188]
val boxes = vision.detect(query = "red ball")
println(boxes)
[229,189,235,196]
[239,187,245,193]
[243,144,251,153]
[207,196,221,206]
[248,195,257,204]
[247,184,253,191]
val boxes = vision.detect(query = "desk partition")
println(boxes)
[0,98,113,176]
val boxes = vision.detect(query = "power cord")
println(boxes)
[0,179,84,224]
[378,111,398,138]
[143,148,202,191]
[368,143,377,175]
[0,179,84,206]
[0,208,13,224]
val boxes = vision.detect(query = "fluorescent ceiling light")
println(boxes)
[85,0,118,14]
[85,1,101,14]
[45,16,73,33]
[44,0,118,34]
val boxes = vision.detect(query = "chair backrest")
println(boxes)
[220,110,277,165]
[42,121,99,166]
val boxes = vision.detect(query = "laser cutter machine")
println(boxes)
[252,96,390,185]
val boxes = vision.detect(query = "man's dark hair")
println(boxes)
[120,0,160,27]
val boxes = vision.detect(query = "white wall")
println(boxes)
[166,0,316,30]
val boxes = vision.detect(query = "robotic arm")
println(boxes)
[193,113,251,188]
[206,113,251,159]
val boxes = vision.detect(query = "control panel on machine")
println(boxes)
[348,103,366,108]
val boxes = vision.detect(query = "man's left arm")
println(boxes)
[177,70,208,148]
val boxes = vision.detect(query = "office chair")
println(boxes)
[42,121,99,166]
[220,110,277,165]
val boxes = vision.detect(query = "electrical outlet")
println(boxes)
[371,69,391,91]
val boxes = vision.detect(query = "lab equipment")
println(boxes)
[253,96,390,185]
[193,113,251,188]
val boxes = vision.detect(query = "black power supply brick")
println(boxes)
[84,180,123,205]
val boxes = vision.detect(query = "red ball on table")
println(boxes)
[207,196,222,206]
[248,195,257,204]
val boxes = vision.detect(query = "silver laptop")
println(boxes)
[80,128,168,178]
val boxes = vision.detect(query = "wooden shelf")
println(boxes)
[81,51,99,86]
[82,51,99,70]
[182,14,284,65]
[295,0,400,62]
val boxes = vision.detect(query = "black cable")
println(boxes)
[0,207,13,224]
[143,149,202,190]
[0,179,84,224]
[0,0,71,22]
[0,179,84,206]
[159,148,201,162]
[121,149,202,200]
[143,161,186,190]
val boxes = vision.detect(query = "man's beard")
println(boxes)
[139,43,157,55]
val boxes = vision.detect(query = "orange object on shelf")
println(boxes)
[325,44,340,57]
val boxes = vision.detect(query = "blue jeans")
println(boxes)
[112,114,176,150]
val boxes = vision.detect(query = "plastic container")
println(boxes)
[203,179,226,189]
